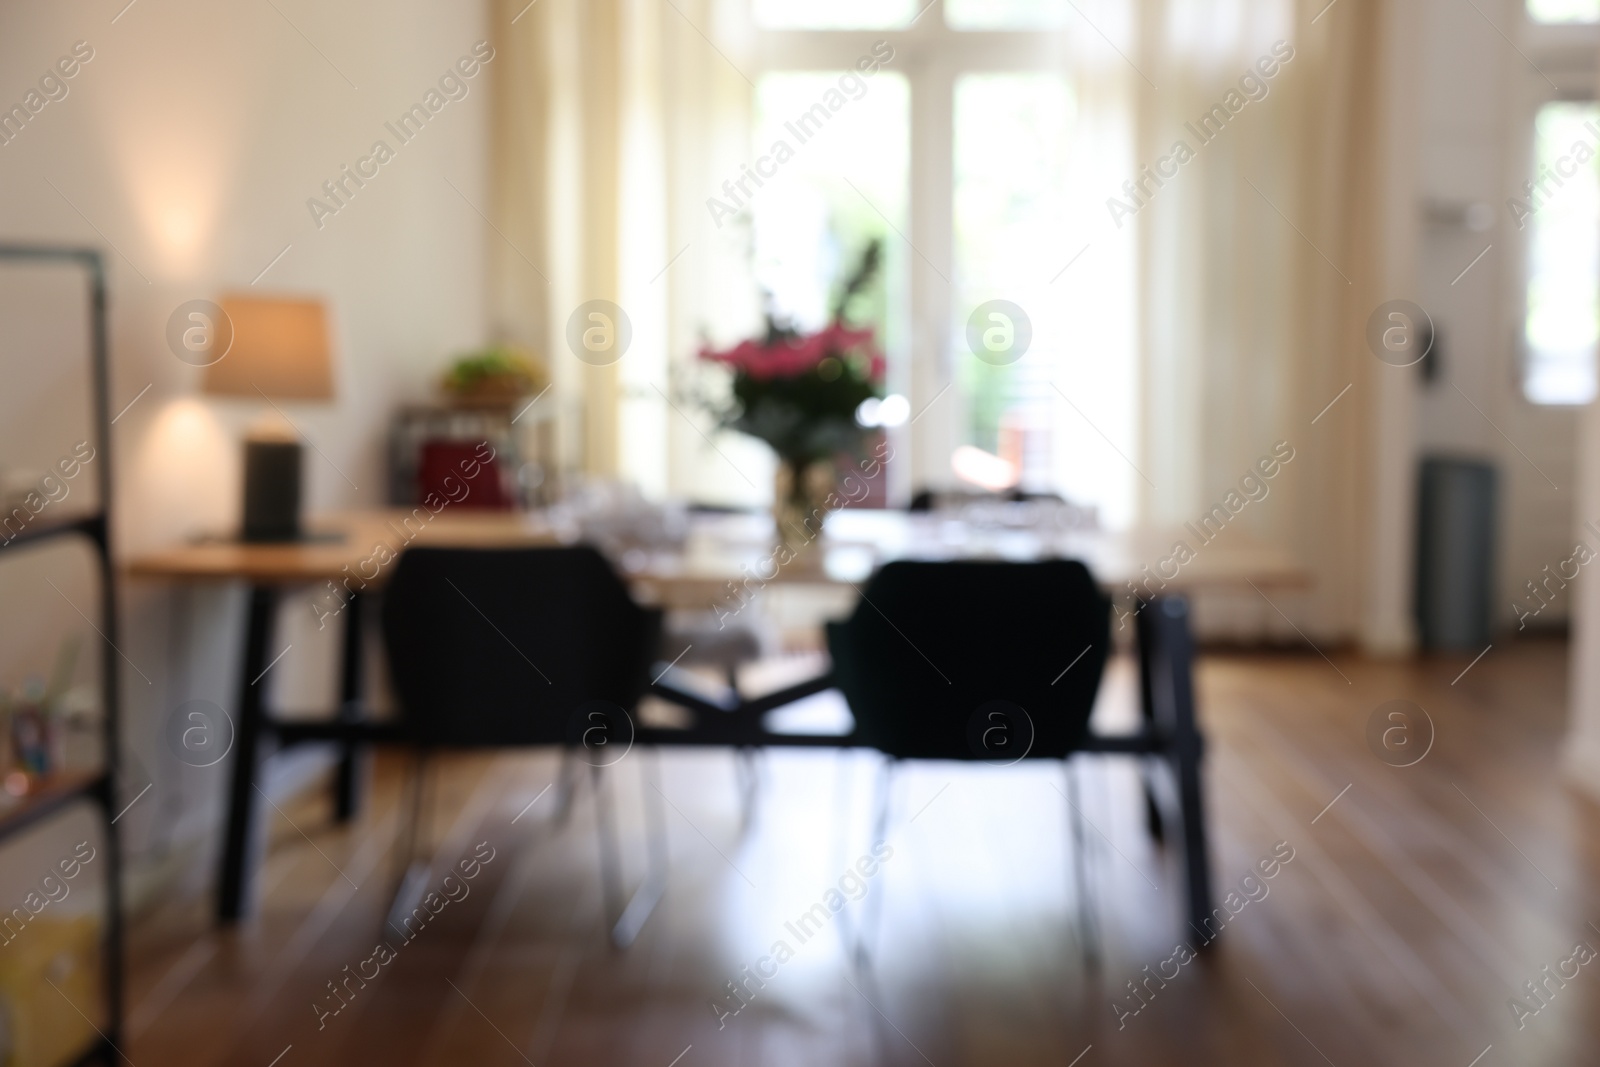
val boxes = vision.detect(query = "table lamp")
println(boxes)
[203,295,334,542]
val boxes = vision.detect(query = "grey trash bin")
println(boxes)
[1415,456,1496,650]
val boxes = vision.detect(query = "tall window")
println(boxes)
[746,0,1138,523]
[1522,101,1600,405]
[749,73,910,368]
[953,74,1075,461]
[1527,0,1599,23]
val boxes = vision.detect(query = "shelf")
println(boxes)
[0,244,122,1048]
[0,769,106,841]
[0,511,105,554]
[0,243,101,265]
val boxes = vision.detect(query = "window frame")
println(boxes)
[1511,12,1600,405]
[744,2,1085,497]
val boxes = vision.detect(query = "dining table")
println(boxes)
[127,503,1310,932]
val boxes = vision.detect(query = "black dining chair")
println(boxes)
[380,545,667,947]
[824,558,1112,963]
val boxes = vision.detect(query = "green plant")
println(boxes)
[441,344,547,395]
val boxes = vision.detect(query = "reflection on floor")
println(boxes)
[124,637,1599,1066]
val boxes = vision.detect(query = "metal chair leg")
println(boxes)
[1066,757,1101,969]
[1143,763,1166,843]
[386,748,433,937]
[850,755,895,969]
[553,746,581,826]
[642,749,668,879]
[734,746,760,831]
[592,762,625,933]
[610,748,668,949]
[830,750,861,958]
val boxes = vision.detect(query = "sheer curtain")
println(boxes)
[1136,0,1418,643]
[491,0,764,502]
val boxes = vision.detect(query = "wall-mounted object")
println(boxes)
[1420,320,1441,385]
[1422,197,1494,232]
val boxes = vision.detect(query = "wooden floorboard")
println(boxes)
[120,636,1600,1066]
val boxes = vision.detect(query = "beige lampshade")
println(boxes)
[203,295,334,400]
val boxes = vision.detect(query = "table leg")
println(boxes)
[218,585,276,923]
[1134,604,1165,842]
[1163,598,1213,937]
[333,590,366,822]
[1138,595,1214,936]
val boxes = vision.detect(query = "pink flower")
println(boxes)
[699,322,884,382]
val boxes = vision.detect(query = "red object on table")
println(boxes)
[417,440,513,510]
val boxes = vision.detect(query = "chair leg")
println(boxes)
[385,748,433,938]
[734,746,760,831]
[552,746,581,827]
[830,750,861,956]
[1065,757,1101,970]
[850,755,895,969]
[643,749,668,878]
[722,664,763,831]
[1143,762,1166,843]
[610,748,668,949]
[591,763,625,933]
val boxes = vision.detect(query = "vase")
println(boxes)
[773,458,833,554]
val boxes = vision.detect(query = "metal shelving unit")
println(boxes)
[0,245,124,1065]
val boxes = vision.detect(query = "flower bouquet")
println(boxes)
[699,241,885,549]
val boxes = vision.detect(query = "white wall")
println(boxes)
[0,0,490,888]
[1415,0,1585,634]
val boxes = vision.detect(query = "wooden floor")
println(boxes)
[122,637,1600,1066]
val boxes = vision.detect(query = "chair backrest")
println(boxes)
[381,546,659,746]
[825,560,1110,760]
